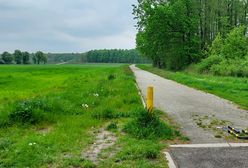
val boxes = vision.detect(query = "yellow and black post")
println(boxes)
[146,86,154,113]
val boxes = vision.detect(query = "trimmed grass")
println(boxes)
[137,64,248,110]
[0,64,180,168]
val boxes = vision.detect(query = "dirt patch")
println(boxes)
[36,127,52,135]
[82,128,117,163]
[191,114,248,142]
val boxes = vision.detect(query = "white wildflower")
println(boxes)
[81,104,89,108]
[28,142,37,146]
[93,93,99,97]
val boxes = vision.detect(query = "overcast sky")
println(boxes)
[0,0,137,53]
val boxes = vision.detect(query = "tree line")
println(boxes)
[47,53,82,63]
[82,49,151,63]
[0,49,150,64]
[133,0,248,72]
[0,50,47,64]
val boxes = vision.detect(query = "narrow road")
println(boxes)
[56,62,68,65]
[130,65,248,144]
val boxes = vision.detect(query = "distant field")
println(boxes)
[138,65,248,110]
[0,64,178,167]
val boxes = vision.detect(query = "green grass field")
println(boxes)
[138,65,248,110]
[0,64,181,168]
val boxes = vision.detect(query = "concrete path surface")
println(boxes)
[170,147,248,168]
[130,65,248,144]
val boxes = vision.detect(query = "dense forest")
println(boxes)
[133,0,248,76]
[82,49,151,63]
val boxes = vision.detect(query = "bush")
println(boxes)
[209,33,223,55]
[124,109,175,139]
[196,26,248,77]
[210,59,248,77]
[197,55,223,73]
[8,99,50,124]
[222,26,247,59]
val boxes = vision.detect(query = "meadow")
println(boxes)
[138,65,248,110]
[0,64,180,168]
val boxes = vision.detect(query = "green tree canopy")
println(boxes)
[14,50,23,64]
[22,51,30,64]
[1,51,14,64]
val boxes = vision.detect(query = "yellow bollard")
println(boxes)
[147,86,153,113]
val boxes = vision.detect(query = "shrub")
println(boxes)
[222,26,248,59]
[197,55,223,73]
[8,99,49,124]
[209,33,223,55]
[210,59,248,77]
[124,109,175,139]
[108,74,116,80]
[196,26,248,77]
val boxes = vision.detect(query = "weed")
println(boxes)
[115,138,162,162]
[92,107,116,119]
[106,122,118,130]
[8,99,48,124]
[124,109,175,139]
[108,74,116,80]
[0,138,12,151]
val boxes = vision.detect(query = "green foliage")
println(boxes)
[108,74,116,80]
[197,55,223,73]
[8,99,50,124]
[1,51,14,64]
[0,65,153,167]
[124,109,175,139]
[14,50,23,64]
[133,0,248,71]
[0,65,181,167]
[210,59,248,77]
[106,122,118,130]
[85,49,150,64]
[91,107,117,119]
[117,139,161,160]
[134,0,200,70]
[47,53,83,63]
[22,51,30,64]
[209,33,223,56]
[197,26,248,77]
[222,26,248,59]
[0,58,5,64]
[1,50,31,65]
[34,51,47,64]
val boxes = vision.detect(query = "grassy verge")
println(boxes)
[0,64,182,168]
[137,64,248,110]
